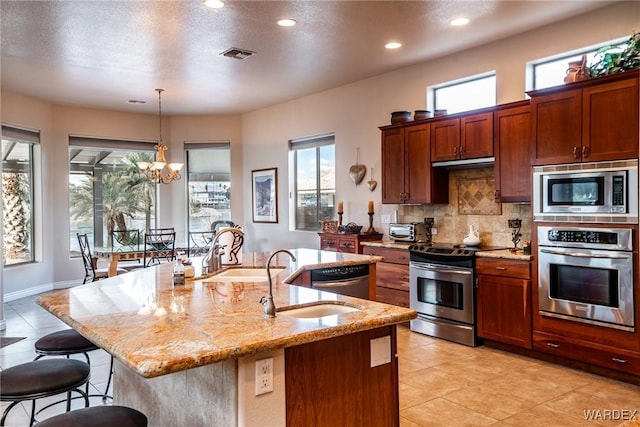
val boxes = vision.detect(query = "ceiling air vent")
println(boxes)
[220,47,256,60]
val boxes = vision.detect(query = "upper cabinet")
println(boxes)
[529,70,639,165]
[380,123,448,204]
[431,112,494,163]
[494,101,532,203]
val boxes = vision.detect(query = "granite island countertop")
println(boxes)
[37,248,415,378]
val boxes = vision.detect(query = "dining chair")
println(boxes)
[149,227,175,233]
[77,234,126,284]
[187,231,214,257]
[143,230,176,266]
[110,229,143,270]
[111,229,141,250]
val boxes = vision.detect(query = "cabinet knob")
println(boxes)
[459,145,464,157]
[573,146,579,158]
[612,357,627,364]
[454,146,458,157]
[546,342,560,348]
[582,146,588,158]
[495,267,507,271]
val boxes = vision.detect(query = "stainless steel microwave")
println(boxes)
[533,159,638,223]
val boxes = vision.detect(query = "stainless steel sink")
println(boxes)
[205,267,285,282]
[278,302,360,318]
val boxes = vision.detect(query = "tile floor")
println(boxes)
[1,293,640,426]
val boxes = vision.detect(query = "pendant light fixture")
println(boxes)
[137,88,183,184]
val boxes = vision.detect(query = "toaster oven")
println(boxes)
[389,223,427,243]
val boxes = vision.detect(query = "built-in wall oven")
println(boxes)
[409,245,483,347]
[538,226,635,331]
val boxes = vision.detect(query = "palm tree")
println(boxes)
[120,153,155,232]
[2,172,31,264]
[70,152,156,246]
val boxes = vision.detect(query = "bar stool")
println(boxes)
[36,406,148,427]
[34,329,114,402]
[0,359,90,427]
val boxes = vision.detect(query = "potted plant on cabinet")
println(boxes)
[589,32,640,78]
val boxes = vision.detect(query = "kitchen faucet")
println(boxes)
[201,227,244,276]
[260,249,296,317]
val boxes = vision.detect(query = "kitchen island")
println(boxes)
[37,248,416,427]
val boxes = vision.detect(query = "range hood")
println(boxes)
[432,156,495,169]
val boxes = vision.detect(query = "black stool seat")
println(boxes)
[0,359,90,426]
[35,329,98,355]
[1,359,90,400]
[36,406,148,427]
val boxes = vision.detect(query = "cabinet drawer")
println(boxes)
[376,262,410,291]
[320,237,338,251]
[362,246,410,265]
[376,286,410,308]
[476,257,530,279]
[533,332,640,376]
[338,239,357,253]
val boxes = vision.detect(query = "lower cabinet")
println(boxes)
[533,331,640,376]
[362,245,410,308]
[476,257,532,348]
[285,325,399,426]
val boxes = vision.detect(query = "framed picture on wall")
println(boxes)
[252,168,278,223]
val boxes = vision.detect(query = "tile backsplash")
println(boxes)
[399,167,531,248]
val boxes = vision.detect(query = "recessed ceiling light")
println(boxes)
[385,42,402,50]
[450,17,470,26]
[277,18,297,27]
[203,0,224,9]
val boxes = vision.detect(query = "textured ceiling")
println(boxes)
[1,1,611,115]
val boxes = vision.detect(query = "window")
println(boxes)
[290,134,335,231]
[185,142,231,232]
[432,73,496,114]
[531,37,628,90]
[68,136,157,255]
[2,125,38,266]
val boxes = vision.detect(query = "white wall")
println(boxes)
[1,1,638,298]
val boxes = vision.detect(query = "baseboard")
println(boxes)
[4,280,82,302]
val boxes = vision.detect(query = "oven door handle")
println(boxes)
[540,248,631,259]
[412,266,473,276]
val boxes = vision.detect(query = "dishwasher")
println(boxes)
[310,264,370,299]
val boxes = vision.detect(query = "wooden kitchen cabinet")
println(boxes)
[362,245,410,308]
[493,101,532,203]
[430,112,494,162]
[286,325,399,426]
[533,331,640,376]
[318,232,382,254]
[380,123,448,204]
[530,70,639,165]
[476,257,532,348]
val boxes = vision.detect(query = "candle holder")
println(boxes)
[337,211,344,226]
[508,219,522,252]
[366,212,376,234]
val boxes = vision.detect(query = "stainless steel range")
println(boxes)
[408,244,504,347]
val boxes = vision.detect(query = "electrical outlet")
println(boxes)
[431,227,437,235]
[381,214,391,224]
[254,357,274,396]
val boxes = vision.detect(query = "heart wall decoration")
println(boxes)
[367,167,377,192]
[349,147,366,185]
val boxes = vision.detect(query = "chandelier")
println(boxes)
[137,89,183,184]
